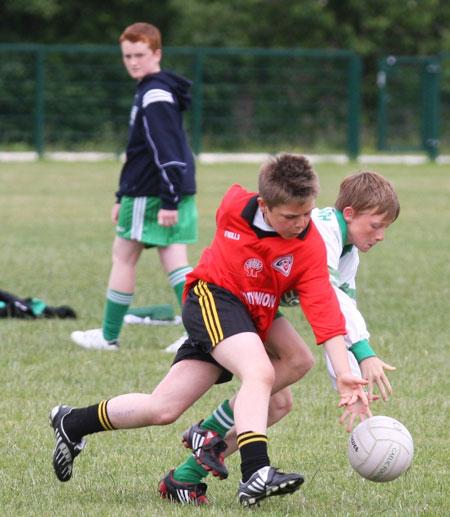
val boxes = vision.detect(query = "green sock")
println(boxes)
[102,289,134,341]
[168,266,192,310]
[173,454,208,485]
[200,399,234,437]
[172,400,235,485]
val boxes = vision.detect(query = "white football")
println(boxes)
[348,415,414,482]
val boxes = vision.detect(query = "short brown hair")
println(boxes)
[120,23,161,51]
[258,153,320,209]
[335,170,400,222]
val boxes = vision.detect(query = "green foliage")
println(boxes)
[0,159,449,515]
[1,0,450,55]
[167,0,331,48]
[167,0,450,56]
[165,0,450,129]
[2,1,450,154]
[0,0,177,45]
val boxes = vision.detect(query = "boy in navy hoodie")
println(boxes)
[71,23,197,351]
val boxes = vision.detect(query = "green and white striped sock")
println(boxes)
[102,289,134,341]
[200,399,234,437]
[168,266,193,310]
[173,400,235,484]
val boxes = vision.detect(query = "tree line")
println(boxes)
[2,0,449,58]
[2,0,449,152]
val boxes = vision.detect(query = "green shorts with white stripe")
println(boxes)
[116,195,198,247]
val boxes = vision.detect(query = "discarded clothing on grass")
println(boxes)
[124,304,181,325]
[0,289,77,319]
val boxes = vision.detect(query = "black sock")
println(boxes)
[237,431,270,482]
[63,400,115,442]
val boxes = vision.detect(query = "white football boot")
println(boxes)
[70,328,119,351]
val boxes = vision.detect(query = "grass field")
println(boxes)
[0,158,449,516]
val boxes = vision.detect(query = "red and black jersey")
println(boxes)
[185,185,346,344]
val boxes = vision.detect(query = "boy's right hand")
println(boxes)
[360,356,396,402]
[111,202,121,223]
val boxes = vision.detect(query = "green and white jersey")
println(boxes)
[312,207,373,390]
[312,207,358,297]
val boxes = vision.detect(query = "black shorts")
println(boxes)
[171,281,257,384]
[171,339,232,384]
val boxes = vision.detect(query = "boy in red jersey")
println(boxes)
[50,154,369,507]
[164,169,399,505]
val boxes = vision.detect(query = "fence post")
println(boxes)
[35,47,45,157]
[347,54,362,160]
[376,57,389,151]
[192,51,203,155]
[422,58,440,161]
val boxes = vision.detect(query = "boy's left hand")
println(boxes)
[360,356,396,402]
[336,372,370,431]
[336,372,369,407]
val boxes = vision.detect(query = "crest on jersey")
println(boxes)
[244,258,263,278]
[272,254,294,277]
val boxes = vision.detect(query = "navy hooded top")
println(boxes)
[116,69,196,210]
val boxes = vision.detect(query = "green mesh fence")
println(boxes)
[0,44,361,156]
[0,48,38,148]
[440,52,450,154]
[377,55,444,159]
[0,45,130,154]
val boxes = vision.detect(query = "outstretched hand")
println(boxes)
[336,372,369,407]
[360,356,396,402]
[340,399,373,432]
[336,372,370,431]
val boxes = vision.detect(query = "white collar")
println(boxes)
[253,207,275,231]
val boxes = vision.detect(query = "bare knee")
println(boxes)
[111,237,143,267]
[256,362,276,388]
[289,348,315,382]
[265,318,315,383]
[147,405,185,426]
[241,358,276,390]
[268,388,294,426]
[300,349,315,376]
[264,362,277,387]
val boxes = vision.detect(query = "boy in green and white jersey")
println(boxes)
[280,170,399,408]
[309,171,399,406]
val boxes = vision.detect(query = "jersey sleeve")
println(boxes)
[296,232,346,344]
[334,286,370,347]
[141,88,187,209]
[323,289,375,391]
[311,207,342,287]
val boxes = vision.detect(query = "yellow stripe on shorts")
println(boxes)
[194,280,224,347]
[98,400,115,431]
